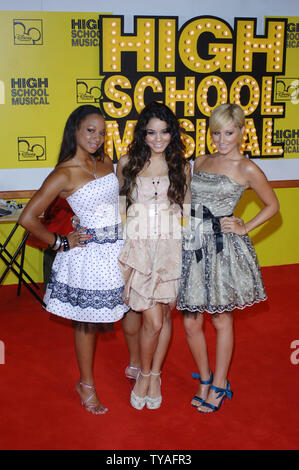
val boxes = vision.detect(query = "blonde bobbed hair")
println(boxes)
[209,103,245,133]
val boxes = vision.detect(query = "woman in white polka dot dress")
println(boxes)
[19,105,130,415]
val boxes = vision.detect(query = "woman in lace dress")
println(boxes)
[19,105,129,415]
[117,101,190,410]
[177,103,279,413]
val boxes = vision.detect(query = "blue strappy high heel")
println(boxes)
[190,371,213,407]
[199,380,233,413]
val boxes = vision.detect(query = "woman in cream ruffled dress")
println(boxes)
[117,101,190,410]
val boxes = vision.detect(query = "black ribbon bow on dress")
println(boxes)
[190,205,233,263]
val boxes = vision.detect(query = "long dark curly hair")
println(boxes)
[56,105,105,166]
[120,101,187,209]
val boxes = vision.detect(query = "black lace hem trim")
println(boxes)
[47,272,125,310]
[177,296,267,315]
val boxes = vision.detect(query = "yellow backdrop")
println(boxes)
[0,11,298,286]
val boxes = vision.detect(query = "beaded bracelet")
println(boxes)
[61,235,70,252]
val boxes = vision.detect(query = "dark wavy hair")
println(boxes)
[56,105,105,166]
[120,101,187,209]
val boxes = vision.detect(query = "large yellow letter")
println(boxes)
[179,17,233,73]
[235,19,286,73]
[101,16,155,73]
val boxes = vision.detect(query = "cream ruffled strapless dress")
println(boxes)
[118,175,182,311]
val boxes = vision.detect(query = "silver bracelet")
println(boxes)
[52,234,62,251]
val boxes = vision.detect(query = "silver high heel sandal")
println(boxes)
[146,371,162,410]
[130,370,151,410]
[76,381,108,415]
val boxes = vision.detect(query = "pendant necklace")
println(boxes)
[147,159,161,202]
[152,177,160,236]
[73,155,98,179]
[148,161,160,235]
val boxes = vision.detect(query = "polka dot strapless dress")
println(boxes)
[44,173,129,324]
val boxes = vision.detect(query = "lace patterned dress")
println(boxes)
[118,175,182,312]
[44,173,130,323]
[177,171,267,314]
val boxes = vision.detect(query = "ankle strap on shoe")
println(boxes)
[79,382,95,389]
[191,371,213,385]
[151,371,161,376]
[140,370,151,377]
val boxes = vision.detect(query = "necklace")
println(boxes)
[152,176,160,237]
[73,155,98,179]
[151,177,160,236]
[147,164,161,203]
[146,158,166,236]
[147,160,162,198]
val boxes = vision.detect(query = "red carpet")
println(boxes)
[0,264,298,450]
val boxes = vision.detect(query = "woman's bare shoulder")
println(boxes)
[239,156,266,179]
[45,164,71,184]
[102,154,114,169]
[193,155,209,172]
